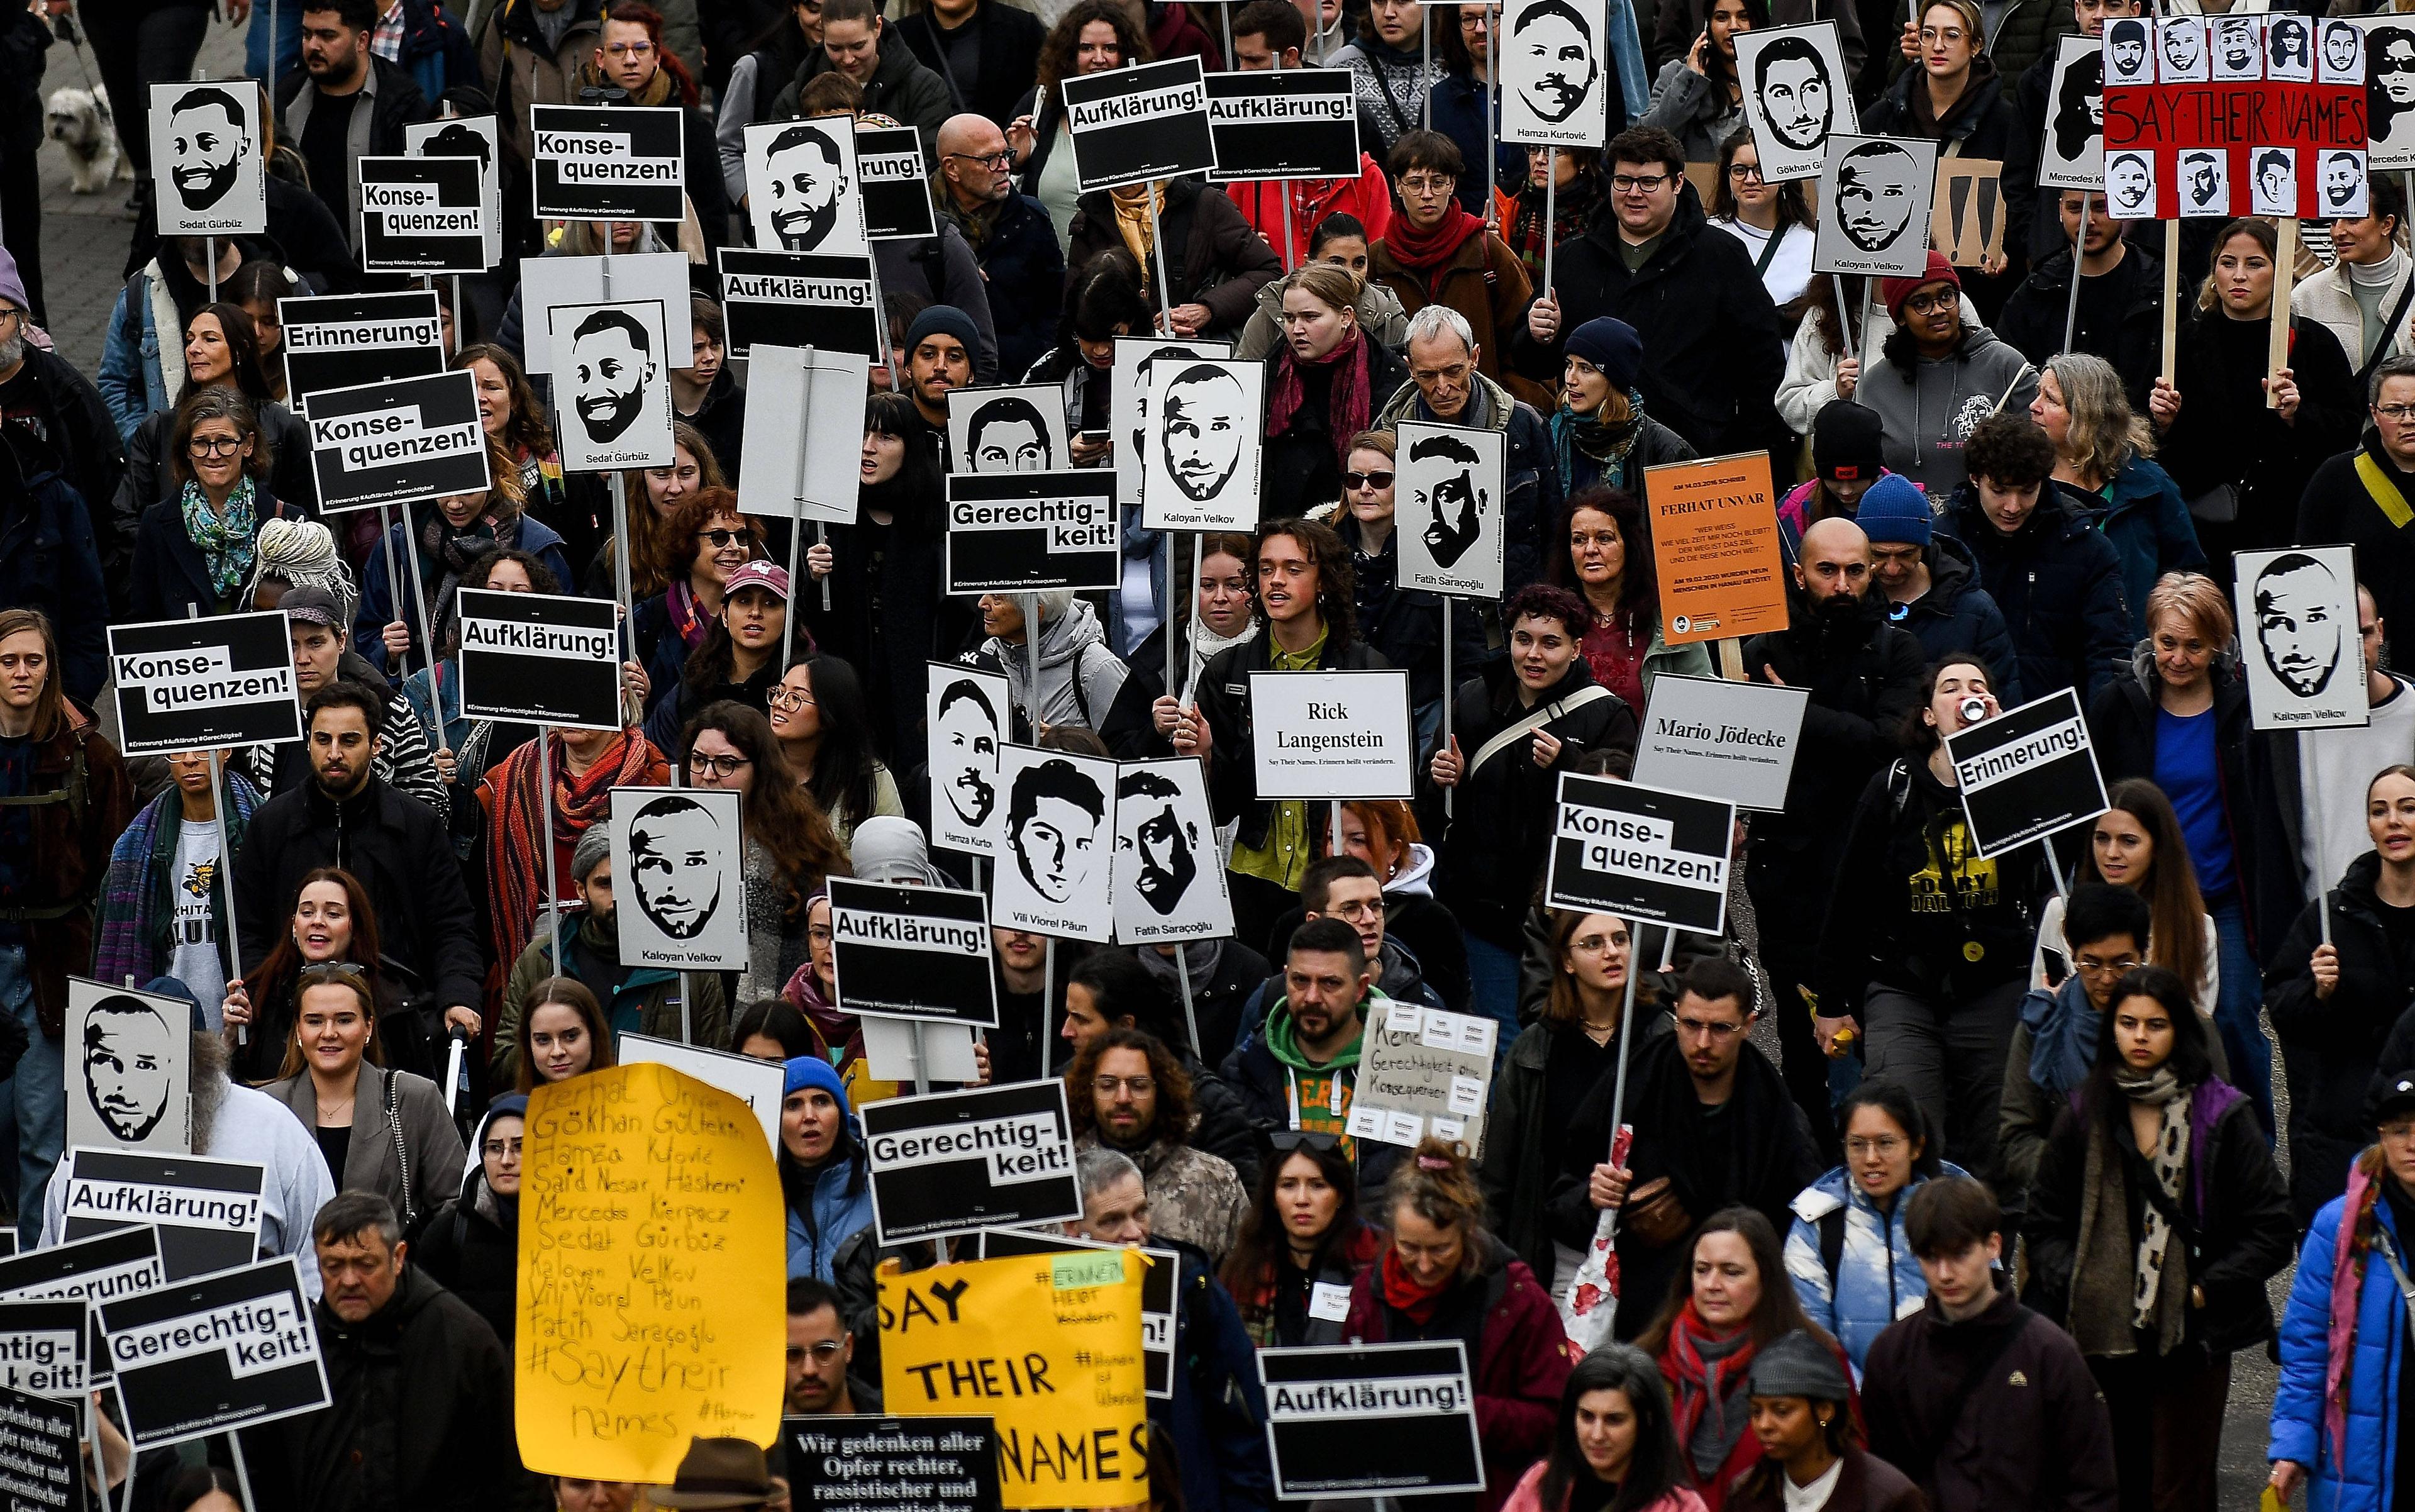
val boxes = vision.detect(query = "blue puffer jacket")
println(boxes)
[2271,1168,2406,1512]
[785,1152,875,1282]
[2092,456,2206,639]
[352,509,577,674]
[1782,1160,1971,1381]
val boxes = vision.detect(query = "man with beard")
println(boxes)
[2324,18,2363,80]
[2104,16,2148,81]
[1117,767,1200,916]
[2106,150,2153,219]
[1509,0,1598,125]
[80,996,180,1143]
[161,88,253,218]
[567,308,659,447]
[760,122,850,250]
[2323,150,2366,216]
[1753,34,1836,157]
[2181,150,2224,213]
[933,112,1062,381]
[275,0,433,250]
[1069,1025,1248,1261]
[901,306,977,434]
[2252,552,2348,699]
[1835,138,1923,256]
[2158,15,2204,79]
[1157,364,1249,504]
[1740,516,1924,1147]
[1219,917,1402,1201]
[782,1277,874,1415]
[932,677,1001,838]
[626,794,726,940]
[1996,189,2169,411]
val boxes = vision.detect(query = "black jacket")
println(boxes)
[1146,937,1274,1072]
[1420,659,1639,951]
[1260,338,1413,508]
[1195,630,1391,852]
[0,436,108,703]
[1890,532,2024,706]
[126,491,306,624]
[950,189,1063,384]
[1506,184,1787,459]
[8,347,126,591]
[119,399,319,538]
[412,1168,518,1351]
[1065,176,1282,342]
[275,55,435,242]
[234,775,486,1013]
[892,0,1045,130]
[1740,591,1926,855]
[1994,245,2167,411]
[1941,482,2131,706]
[1481,1008,1673,1280]
[2299,434,2415,680]
[2161,310,2359,557]
[1337,515,1494,717]
[1860,52,2019,161]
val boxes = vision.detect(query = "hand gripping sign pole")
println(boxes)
[188,606,248,1049]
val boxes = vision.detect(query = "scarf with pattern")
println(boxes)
[1268,326,1374,472]
[182,476,257,603]
[480,730,667,970]
[1548,388,1648,493]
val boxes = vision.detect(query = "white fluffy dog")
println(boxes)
[45,84,130,194]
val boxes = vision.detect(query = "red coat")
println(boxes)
[1146,2,1223,70]
[1343,1240,1574,1512]
[1225,155,1395,267]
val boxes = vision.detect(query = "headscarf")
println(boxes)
[181,475,258,603]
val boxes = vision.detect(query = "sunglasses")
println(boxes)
[696,528,748,548]
[1267,1130,1342,1154]
[1342,470,1394,491]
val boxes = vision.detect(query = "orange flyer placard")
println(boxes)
[1643,452,1788,646]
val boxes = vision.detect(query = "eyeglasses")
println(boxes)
[945,150,1014,169]
[1727,162,1764,180]
[1570,932,1626,954]
[1902,290,1956,316]
[604,39,655,55]
[1845,1136,1906,1157]
[786,1340,846,1362]
[188,435,247,457]
[807,923,833,944]
[689,753,752,777]
[297,962,368,980]
[1341,469,1394,491]
[1397,173,1455,195]
[2379,403,2415,422]
[1674,1016,1745,1040]
[1327,898,1385,921]
[1612,173,1672,194]
[1092,1076,1157,1096]
[696,528,747,548]
[769,686,818,711]
[2075,955,2142,979]
[481,1137,524,1159]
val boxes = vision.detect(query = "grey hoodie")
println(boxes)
[1857,322,2040,498]
[984,597,1130,733]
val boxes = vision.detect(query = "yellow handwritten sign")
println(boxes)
[880,1252,1149,1509]
[515,1062,785,1481]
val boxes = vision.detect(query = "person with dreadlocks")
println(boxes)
[243,518,358,624]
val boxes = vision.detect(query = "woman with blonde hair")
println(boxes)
[2033,352,2204,636]
[1263,263,1414,503]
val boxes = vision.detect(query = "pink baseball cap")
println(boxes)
[723,561,791,601]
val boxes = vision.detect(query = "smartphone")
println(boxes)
[1078,429,1109,444]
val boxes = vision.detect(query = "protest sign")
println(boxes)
[1941,686,2109,857]
[1733,23,1855,182]
[1348,1002,1496,1154]
[108,613,301,756]
[456,589,622,730]
[830,878,999,1028]
[1545,774,1734,935]
[1248,670,1415,800]
[1633,674,1809,813]
[148,82,264,235]
[518,1063,785,1481]
[1205,70,1361,180]
[404,114,504,269]
[992,747,1118,940]
[2358,14,2415,169]
[304,370,491,513]
[518,252,686,376]
[975,1230,1177,1399]
[1060,57,1217,189]
[357,155,486,273]
[784,1416,1004,1512]
[745,117,869,255]
[0,1300,88,1399]
[59,1149,264,1281]
[531,103,686,220]
[740,346,871,523]
[862,1018,983,1086]
[1814,135,1939,278]
[609,787,748,970]
[1140,358,1264,531]
[859,125,940,240]
[950,387,1073,474]
[1500,0,1613,147]
[619,1034,785,1150]
[945,472,1121,594]
[1112,759,1234,945]
[719,250,882,361]
[0,1228,164,1389]
[1258,1341,1485,1498]
[0,1383,85,1510]
[552,298,674,471]
[98,1256,326,1449]
[2039,36,2106,191]
[2234,545,2368,731]
[1931,160,2006,268]
[66,979,191,1157]
[277,291,445,416]
[861,1081,1080,1242]
[1395,421,1506,598]
[1111,337,1232,506]
[880,1252,1149,1509]
[928,665,1010,856]
[1644,452,1789,645]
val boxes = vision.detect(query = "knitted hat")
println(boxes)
[1880,252,1960,317]
[0,247,33,316]
[570,824,613,884]
[904,304,980,357]
[1853,474,1932,547]
[1564,318,1643,391]
[1813,400,1885,483]
[783,1053,852,1114]
[1748,1330,1851,1403]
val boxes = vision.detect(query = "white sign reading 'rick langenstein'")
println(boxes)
[1735,24,1857,183]
[992,746,1118,942]
[1248,670,1416,801]
[66,979,192,1157]
[552,299,674,472]
[1501,0,1611,148]
[609,787,748,972]
[1140,357,1265,531]
[1396,422,1506,599]
[150,82,264,235]
[2233,545,2368,731]
[1113,759,1235,945]
[927,664,1009,857]
[1633,674,1810,813]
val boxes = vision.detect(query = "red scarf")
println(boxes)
[1268,326,1374,472]
[481,730,669,972]
[1659,1301,1758,1457]
[1379,1245,1453,1326]
[1384,206,1485,284]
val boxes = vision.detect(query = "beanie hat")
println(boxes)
[783,1054,852,1115]
[1853,474,1933,546]
[0,247,32,318]
[1813,401,1885,483]
[571,825,613,884]
[1880,252,1960,317]
[904,305,980,357]
[477,1094,530,1148]
[1564,318,1643,391]
[1748,1330,1851,1403]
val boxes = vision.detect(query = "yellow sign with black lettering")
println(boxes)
[515,1062,786,1481]
[880,1251,1150,1509]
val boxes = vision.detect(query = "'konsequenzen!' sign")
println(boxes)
[1258,1341,1484,1498]
[357,155,486,273]
[1544,774,1734,936]
[306,370,491,513]
[109,614,302,756]
[531,104,686,221]
[860,1080,1080,1243]
[1940,686,2109,858]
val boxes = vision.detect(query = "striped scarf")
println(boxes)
[479,730,667,970]
[92,775,260,989]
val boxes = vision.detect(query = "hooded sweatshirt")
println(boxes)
[1857,321,2039,496]
[982,597,1130,734]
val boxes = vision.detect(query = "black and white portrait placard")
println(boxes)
[948,386,1072,475]
[0,1382,84,1508]
[517,252,687,376]
[1258,1342,1485,1499]
[551,299,674,472]
[718,249,882,362]
[2233,545,2368,732]
[304,370,491,514]
[2321,148,2370,217]
[609,787,748,971]
[857,125,939,240]
[66,979,191,1157]
[2038,36,2105,192]
[2105,148,2155,219]
[1395,421,1506,599]
[276,291,445,418]
[1060,57,1218,191]
[59,1150,265,1282]
[858,1079,1080,1243]
[1940,687,2109,858]
[455,589,623,731]
[1113,759,1234,945]
[97,1257,328,1450]
[2269,12,2314,82]
[928,664,1009,857]
[1734,23,1857,182]
[2178,148,2228,216]
[2157,16,2209,82]
[148,82,264,235]
[944,471,1121,594]
[2102,15,2151,84]
[2212,14,2265,81]
[2323,17,2368,84]
[108,613,301,756]
[2248,147,2299,216]
[356,156,486,274]
[1204,69,1362,181]
[1140,357,1265,531]
[739,345,872,523]
[530,103,686,221]
[1813,135,1938,279]
[828,877,999,1028]
[404,114,504,270]
[2362,16,2415,170]
[992,747,1118,942]
[1247,669,1416,801]
[1501,0,1611,148]
[1111,336,1232,506]
[743,117,868,255]
[1544,774,1734,936]
[0,1298,91,1399]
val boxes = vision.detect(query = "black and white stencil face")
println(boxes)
[2324,20,2364,80]
[2160,19,2207,81]
[1513,0,1598,125]
[2380,30,2415,134]
[84,999,179,1143]
[763,124,847,252]
[1756,40,1835,152]
[935,680,1001,828]
[2048,50,2104,165]
[2324,150,2366,213]
[1158,364,1246,502]
[1411,431,1487,569]
[2107,151,2154,218]
[2270,14,2312,79]
[166,88,248,212]
[568,309,656,443]
[1836,142,1920,252]
[2253,148,2298,214]
[2215,16,2262,78]
[2253,553,2345,698]
[630,796,723,939]
[2181,150,2226,213]
[965,395,1053,472]
[1117,768,1198,916]
[2105,18,2150,82]
[1008,758,1105,904]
